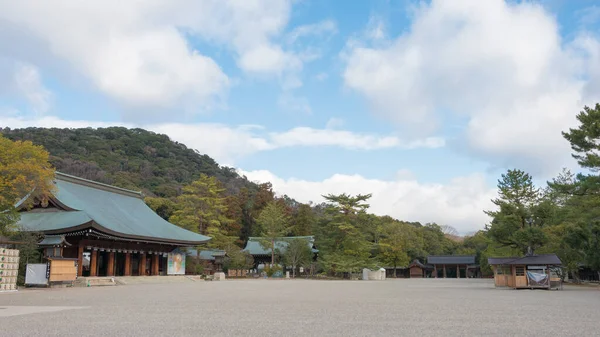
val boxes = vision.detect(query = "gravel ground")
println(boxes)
[1,278,599,337]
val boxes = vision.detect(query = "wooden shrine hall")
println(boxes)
[17,172,210,278]
[426,255,480,278]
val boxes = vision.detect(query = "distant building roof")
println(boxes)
[17,172,211,245]
[409,259,433,269]
[487,257,519,265]
[188,249,226,261]
[38,235,72,247]
[427,255,476,265]
[243,236,318,256]
[488,254,562,266]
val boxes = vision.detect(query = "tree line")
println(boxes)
[3,103,600,280]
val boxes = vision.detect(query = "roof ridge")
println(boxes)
[428,255,474,257]
[56,172,144,199]
[248,236,314,240]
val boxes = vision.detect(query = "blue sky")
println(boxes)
[1,0,600,233]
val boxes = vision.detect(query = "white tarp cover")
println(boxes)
[362,268,386,281]
[25,263,48,285]
[526,271,549,287]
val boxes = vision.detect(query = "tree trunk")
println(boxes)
[293,265,296,278]
[394,263,397,278]
[271,239,275,266]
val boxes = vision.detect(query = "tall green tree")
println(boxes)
[485,169,549,255]
[319,193,374,275]
[283,238,313,278]
[292,203,315,236]
[562,103,600,171]
[559,103,600,280]
[256,201,291,265]
[169,174,236,249]
[145,197,178,221]
[378,221,411,277]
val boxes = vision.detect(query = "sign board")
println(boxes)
[167,250,186,275]
[25,263,48,285]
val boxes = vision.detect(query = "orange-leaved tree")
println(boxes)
[0,134,55,235]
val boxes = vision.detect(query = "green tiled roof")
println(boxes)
[187,249,226,261]
[243,236,318,256]
[38,235,71,247]
[18,172,210,245]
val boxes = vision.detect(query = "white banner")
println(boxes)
[25,264,48,285]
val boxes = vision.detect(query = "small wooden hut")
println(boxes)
[488,254,562,290]
[408,259,433,278]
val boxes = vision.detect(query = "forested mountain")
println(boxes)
[1,127,253,197]
[5,104,600,280]
[2,126,462,277]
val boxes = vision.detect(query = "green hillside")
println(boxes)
[1,126,254,197]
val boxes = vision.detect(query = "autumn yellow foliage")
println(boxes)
[0,134,55,233]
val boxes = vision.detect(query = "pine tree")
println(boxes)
[169,174,236,249]
[292,204,315,236]
[319,193,374,276]
[256,201,291,265]
[485,169,549,255]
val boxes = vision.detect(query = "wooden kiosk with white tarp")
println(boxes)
[488,254,563,290]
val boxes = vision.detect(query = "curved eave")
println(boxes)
[42,221,211,246]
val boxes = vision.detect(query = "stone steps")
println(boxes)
[73,277,117,287]
[114,276,196,285]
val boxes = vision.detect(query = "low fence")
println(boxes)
[227,269,248,278]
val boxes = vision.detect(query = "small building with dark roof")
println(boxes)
[409,259,434,278]
[187,249,226,275]
[488,254,562,289]
[16,172,211,279]
[427,255,480,278]
[243,236,318,268]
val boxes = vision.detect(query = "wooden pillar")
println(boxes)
[433,264,437,278]
[443,265,447,278]
[124,252,132,276]
[457,265,460,279]
[77,244,84,277]
[140,253,147,276]
[107,252,115,276]
[152,254,159,275]
[90,250,98,277]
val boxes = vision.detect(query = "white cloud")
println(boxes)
[577,5,600,27]
[0,0,331,119]
[325,117,344,129]
[343,0,600,177]
[269,127,444,150]
[315,73,329,81]
[240,169,496,233]
[1,116,444,166]
[0,1,229,118]
[13,63,52,115]
[287,20,337,44]
[278,94,312,114]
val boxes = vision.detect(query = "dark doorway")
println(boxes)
[446,267,458,278]
[97,251,109,276]
[132,254,140,276]
[145,257,151,276]
[159,255,167,275]
[115,252,126,276]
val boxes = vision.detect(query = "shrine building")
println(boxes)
[16,172,210,277]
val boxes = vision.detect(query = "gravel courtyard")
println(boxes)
[1,278,599,337]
